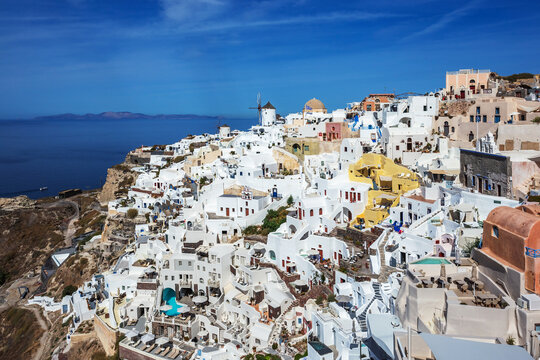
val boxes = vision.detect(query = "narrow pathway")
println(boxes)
[25,305,49,360]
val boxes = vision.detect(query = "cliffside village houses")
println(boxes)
[31,70,540,360]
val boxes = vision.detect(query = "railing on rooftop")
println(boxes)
[446,69,491,75]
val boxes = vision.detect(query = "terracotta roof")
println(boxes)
[262,101,275,110]
[486,206,540,239]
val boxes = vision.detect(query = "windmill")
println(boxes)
[248,92,262,126]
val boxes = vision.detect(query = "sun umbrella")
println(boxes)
[125,329,139,340]
[193,295,208,304]
[141,333,155,344]
[160,304,172,311]
[155,337,169,346]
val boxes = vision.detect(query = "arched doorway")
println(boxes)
[469,79,476,94]
[443,121,449,137]
[292,144,301,154]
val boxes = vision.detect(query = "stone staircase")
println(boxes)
[377,231,395,282]
[357,282,383,332]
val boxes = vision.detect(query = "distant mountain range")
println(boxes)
[31,111,221,121]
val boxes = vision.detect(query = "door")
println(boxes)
[226,208,230,216]
[245,208,249,216]
[460,90,465,98]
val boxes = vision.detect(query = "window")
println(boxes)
[319,208,323,215]
[451,127,455,133]
[495,115,500,123]
[188,261,192,266]
[470,115,474,122]
[423,105,427,111]
[495,107,500,115]
[220,207,223,211]
[492,226,499,238]
[476,106,480,115]
[344,147,348,152]
[427,208,432,214]
[165,276,168,280]
[171,276,174,281]
[482,115,487,122]
[310,209,314,216]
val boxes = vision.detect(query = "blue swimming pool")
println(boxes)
[413,258,451,265]
[162,288,183,316]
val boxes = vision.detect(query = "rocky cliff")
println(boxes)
[98,163,137,205]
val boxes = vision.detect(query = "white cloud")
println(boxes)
[160,0,226,23]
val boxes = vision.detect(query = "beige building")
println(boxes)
[445,69,497,99]
[433,97,540,146]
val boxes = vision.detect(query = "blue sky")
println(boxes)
[0,0,539,118]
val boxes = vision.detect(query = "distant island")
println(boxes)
[30,111,222,121]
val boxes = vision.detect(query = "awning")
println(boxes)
[429,169,460,175]
[336,295,352,303]
[517,103,540,112]
[377,193,397,200]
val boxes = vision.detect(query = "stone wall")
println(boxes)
[94,315,118,356]
[460,149,511,197]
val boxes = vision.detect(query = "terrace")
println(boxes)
[119,335,195,360]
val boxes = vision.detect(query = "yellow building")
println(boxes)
[348,153,419,228]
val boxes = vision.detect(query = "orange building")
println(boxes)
[481,206,540,294]
[360,94,394,111]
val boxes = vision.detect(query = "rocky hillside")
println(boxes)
[0,196,76,286]
[0,307,44,360]
[98,163,137,205]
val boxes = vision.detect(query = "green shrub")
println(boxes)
[287,195,294,206]
[126,208,138,219]
[62,285,78,298]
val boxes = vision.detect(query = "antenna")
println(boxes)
[248,92,262,126]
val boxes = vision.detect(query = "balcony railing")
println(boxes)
[525,247,540,258]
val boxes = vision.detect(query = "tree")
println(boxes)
[272,343,278,350]
[533,117,540,124]
[316,295,324,305]
[62,285,78,297]
[327,293,336,302]
[126,208,138,219]
[287,195,294,206]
